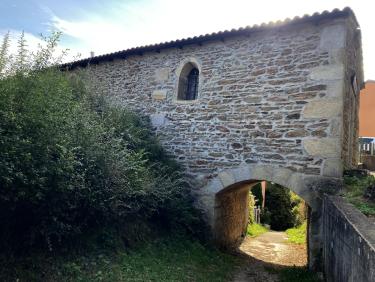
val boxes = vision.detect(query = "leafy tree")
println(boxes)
[0,32,202,252]
[263,182,297,230]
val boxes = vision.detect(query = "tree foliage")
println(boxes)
[0,32,202,252]
[262,182,298,231]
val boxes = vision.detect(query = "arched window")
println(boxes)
[177,63,199,101]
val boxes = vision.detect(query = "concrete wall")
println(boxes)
[323,195,375,282]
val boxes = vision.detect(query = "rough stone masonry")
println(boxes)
[66,8,364,270]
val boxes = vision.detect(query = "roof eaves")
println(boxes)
[61,7,357,70]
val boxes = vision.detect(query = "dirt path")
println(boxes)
[232,231,307,282]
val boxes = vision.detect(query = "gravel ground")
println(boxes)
[232,231,307,282]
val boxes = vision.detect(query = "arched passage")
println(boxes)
[197,164,328,270]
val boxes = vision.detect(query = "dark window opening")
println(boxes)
[177,64,199,101]
[186,68,199,100]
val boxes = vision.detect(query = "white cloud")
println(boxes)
[0,29,78,64]
[0,29,44,55]
[41,0,375,79]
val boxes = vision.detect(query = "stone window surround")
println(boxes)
[174,57,203,104]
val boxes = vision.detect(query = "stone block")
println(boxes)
[329,118,342,137]
[251,164,274,181]
[319,24,346,52]
[154,68,169,82]
[303,99,342,119]
[152,90,167,100]
[304,176,342,195]
[150,113,166,127]
[206,178,224,194]
[323,159,343,178]
[326,80,344,98]
[232,166,252,183]
[273,167,293,188]
[303,138,341,158]
[218,170,235,188]
[310,64,344,81]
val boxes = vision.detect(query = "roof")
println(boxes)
[62,7,358,70]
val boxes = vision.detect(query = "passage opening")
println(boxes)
[214,180,309,268]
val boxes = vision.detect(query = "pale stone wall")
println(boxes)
[81,13,362,271]
[84,18,358,182]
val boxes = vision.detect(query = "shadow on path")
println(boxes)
[231,231,307,282]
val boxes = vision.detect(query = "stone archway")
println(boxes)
[196,164,337,270]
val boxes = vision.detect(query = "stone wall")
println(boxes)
[83,15,361,183]
[342,16,363,168]
[323,195,375,282]
[79,12,363,270]
[214,183,250,247]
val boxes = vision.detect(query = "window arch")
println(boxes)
[177,62,200,101]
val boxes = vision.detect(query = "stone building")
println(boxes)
[64,8,363,270]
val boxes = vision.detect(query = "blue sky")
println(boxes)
[1,0,374,79]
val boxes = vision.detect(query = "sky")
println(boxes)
[0,0,374,79]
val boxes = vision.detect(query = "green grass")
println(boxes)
[286,221,307,244]
[0,236,241,282]
[247,223,269,237]
[343,175,375,216]
[266,266,320,282]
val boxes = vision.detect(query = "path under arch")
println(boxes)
[197,164,327,269]
[232,231,307,282]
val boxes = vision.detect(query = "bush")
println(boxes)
[290,192,307,226]
[343,174,375,216]
[286,221,307,244]
[263,182,297,231]
[0,32,202,252]
[247,223,268,237]
[248,192,256,224]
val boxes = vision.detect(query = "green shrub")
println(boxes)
[290,192,307,226]
[0,235,240,282]
[248,192,256,224]
[247,223,269,237]
[263,182,297,231]
[0,32,203,252]
[286,221,307,244]
[343,174,375,216]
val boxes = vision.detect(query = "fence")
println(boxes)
[253,206,261,224]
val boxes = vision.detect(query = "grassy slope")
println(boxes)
[247,223,269,237]
[285,222,307,244]
[0,237,241,282]
[343,175,375,216]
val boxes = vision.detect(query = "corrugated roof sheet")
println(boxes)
[62,7,357,70]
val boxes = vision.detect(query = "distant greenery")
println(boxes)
[343,174,375,216]
[0,236,241,282]
[247,223,269,237]
[266,266,320,282]
[0,32,203,253]
[286,221,307,244]
[261,183,299,231]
